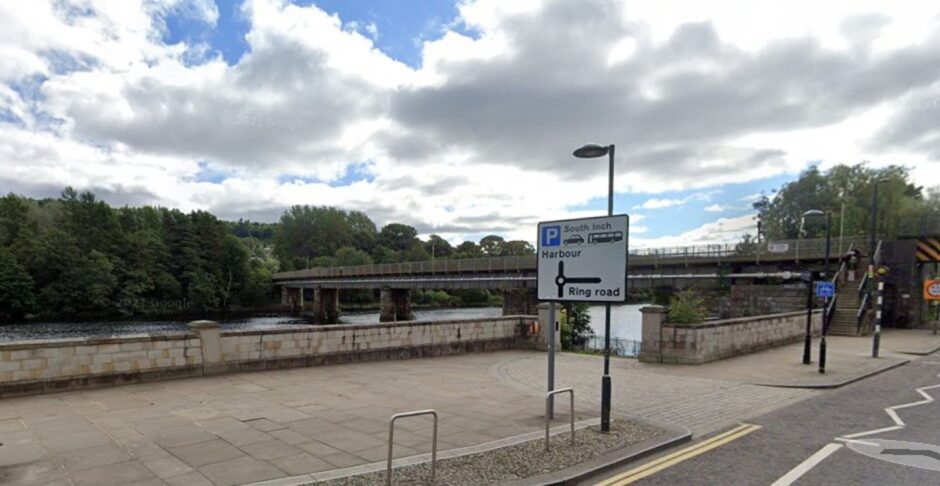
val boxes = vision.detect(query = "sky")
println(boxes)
[1,0,939,248]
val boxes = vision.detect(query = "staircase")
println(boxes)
[827,255,873,337]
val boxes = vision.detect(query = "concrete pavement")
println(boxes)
[2,330,934,485]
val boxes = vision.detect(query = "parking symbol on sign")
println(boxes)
[541,226,561,247]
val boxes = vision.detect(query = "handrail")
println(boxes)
[545,388,575,450]
[387,410,438,485]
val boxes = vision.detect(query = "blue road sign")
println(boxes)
[541,225,561,247]
[815,281,835,298]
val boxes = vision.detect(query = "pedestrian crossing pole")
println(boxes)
[872,280,884,358]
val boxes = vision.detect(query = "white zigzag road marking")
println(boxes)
[840,362,940,441]
[774,361,940,485]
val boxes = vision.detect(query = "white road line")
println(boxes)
[837,370,940,440]
[770,443,844,486]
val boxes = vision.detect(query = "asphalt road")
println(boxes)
[584,353,940,486]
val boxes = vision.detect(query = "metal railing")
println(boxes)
[545,388,575,450]
[856,240,883,334]
[824,243,853,332]
[272,235,872,282]
[582,337,642,357]
[387,410,438,485]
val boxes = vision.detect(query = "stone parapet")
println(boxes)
[0,316,538,397]
[639,309,823,365]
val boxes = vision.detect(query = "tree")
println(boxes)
[378,223,419,252]
[562,302,593,349]
[334,246,372,266]
[453,241,484,259]
[754,164,938,243]
[0,246,35,319]
[0,194,31,246]
[425,234,453,258]
[479,235,505,256]
[501,240,535,256]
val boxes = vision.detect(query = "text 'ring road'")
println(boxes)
[555,260,602,298]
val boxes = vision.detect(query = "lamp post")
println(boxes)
[799,212,812,365]
[804,209,831,373]
[573,143,616,433]
[869,178,889,256]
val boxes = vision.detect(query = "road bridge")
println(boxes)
[273,236,868,323]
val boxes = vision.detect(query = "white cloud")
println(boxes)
[0,0,939,249]
[704,204,727,212]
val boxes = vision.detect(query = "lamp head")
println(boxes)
[573,144,610,158]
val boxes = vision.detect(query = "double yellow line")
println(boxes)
[595,423,762,485]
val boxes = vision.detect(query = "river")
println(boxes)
[0,305,646,343]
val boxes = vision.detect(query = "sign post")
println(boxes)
[925,279,940,335]
[538,215,628,431]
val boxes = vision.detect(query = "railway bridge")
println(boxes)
[273,236,865,323]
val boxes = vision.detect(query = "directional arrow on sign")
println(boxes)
[554,261,602,298]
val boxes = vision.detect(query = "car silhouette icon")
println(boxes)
[564,234,585,245]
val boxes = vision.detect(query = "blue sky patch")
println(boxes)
[193,162,234,184]
[164,0,250,66]
[568,173,792,238]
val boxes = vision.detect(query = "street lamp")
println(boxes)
[573,143,616,433]
[869,178,890,256]
[804,209,831,373]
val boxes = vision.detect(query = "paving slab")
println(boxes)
[0,350,822,485]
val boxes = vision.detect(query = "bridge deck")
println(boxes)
[273,236,866,286]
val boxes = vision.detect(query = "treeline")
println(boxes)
[0,191,535,321]
[754,165,940,241]
[272,205,534,272]
[0,189,274,321]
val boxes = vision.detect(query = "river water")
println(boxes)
[0,305,645,343]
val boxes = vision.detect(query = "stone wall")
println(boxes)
[0,316,536,397]
[0,334,203,396]
[639,306,822,364]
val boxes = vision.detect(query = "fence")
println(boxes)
[579,336,642,357]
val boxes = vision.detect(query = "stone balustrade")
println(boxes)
[0,316,537,397]
[639,306,823,364]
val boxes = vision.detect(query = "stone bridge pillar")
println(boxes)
[282,287,304,315]
[502,289,539,315]
[314,288,340,324]
[380,289,414,322]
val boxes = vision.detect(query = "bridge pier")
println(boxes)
[281,287,304,315]
[380,289,414,322]
[314,288,340,324]
[502,289,539,315]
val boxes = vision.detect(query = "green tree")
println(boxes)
[501,240,535,256]
[334,246,373,266]
[0,246,35,319]
[453,241,484,259]
[378,223,419,252]
[425,234,453,258]
[754,164,939,243]
[479,235,505,256]
[561,302,593,349]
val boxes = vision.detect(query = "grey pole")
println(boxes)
[869,181,879,256]
[547,301,556,420]
[819,213,831,374]
[803,272,813,365]
[601,144,615,432]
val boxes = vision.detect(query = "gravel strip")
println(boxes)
[310,420,663,486]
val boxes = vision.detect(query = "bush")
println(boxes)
[667,290,706,324]
[561,303,594,350]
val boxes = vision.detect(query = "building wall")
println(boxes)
[0,316,536,397]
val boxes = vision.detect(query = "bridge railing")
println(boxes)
[272,235,870,282]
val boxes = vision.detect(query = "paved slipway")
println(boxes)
[491,352,817,437]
